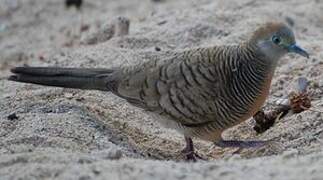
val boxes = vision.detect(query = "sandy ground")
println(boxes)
[1,0,323,179]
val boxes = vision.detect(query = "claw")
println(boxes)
[181,136,206,162]
[182,149,205,162]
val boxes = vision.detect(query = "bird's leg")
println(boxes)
[181,136,204,162]
[214,139,270,149]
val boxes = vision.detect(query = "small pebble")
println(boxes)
[0,24,7,32]
[65,0,83,10]
[92,149,123,160]
[92,169,101,175]
[80,24,90,32]
[7,113,19,120]
[282,148,299,159]
[64,93,74,99]
[157,20,167,25]
[39,54,45,61]
[151,0,166,2]
[285,16,295,27]
[227,154,242,161]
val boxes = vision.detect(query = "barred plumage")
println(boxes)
[8,22,309,161]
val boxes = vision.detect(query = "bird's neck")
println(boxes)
[240,42,279,72]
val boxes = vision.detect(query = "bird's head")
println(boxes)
[250,22,309,61]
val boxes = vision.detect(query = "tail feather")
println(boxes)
[8,67,114,91]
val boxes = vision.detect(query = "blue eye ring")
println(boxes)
[272,35,281,45]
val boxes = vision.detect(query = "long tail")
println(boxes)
[8,67,115,91]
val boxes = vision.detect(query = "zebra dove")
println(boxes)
[8,22,309,161]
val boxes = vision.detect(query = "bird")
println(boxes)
[8,22,309,161]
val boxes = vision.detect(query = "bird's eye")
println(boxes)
[272,35,281,45]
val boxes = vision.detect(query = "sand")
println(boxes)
[0,0,323,179]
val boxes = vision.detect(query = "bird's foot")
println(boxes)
[181,136,206,162]
[214,140,271,149]
[181,148,205,162]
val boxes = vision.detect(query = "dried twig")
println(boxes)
[253,77,314,133]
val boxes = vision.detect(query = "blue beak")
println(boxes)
[288,44,309,58]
